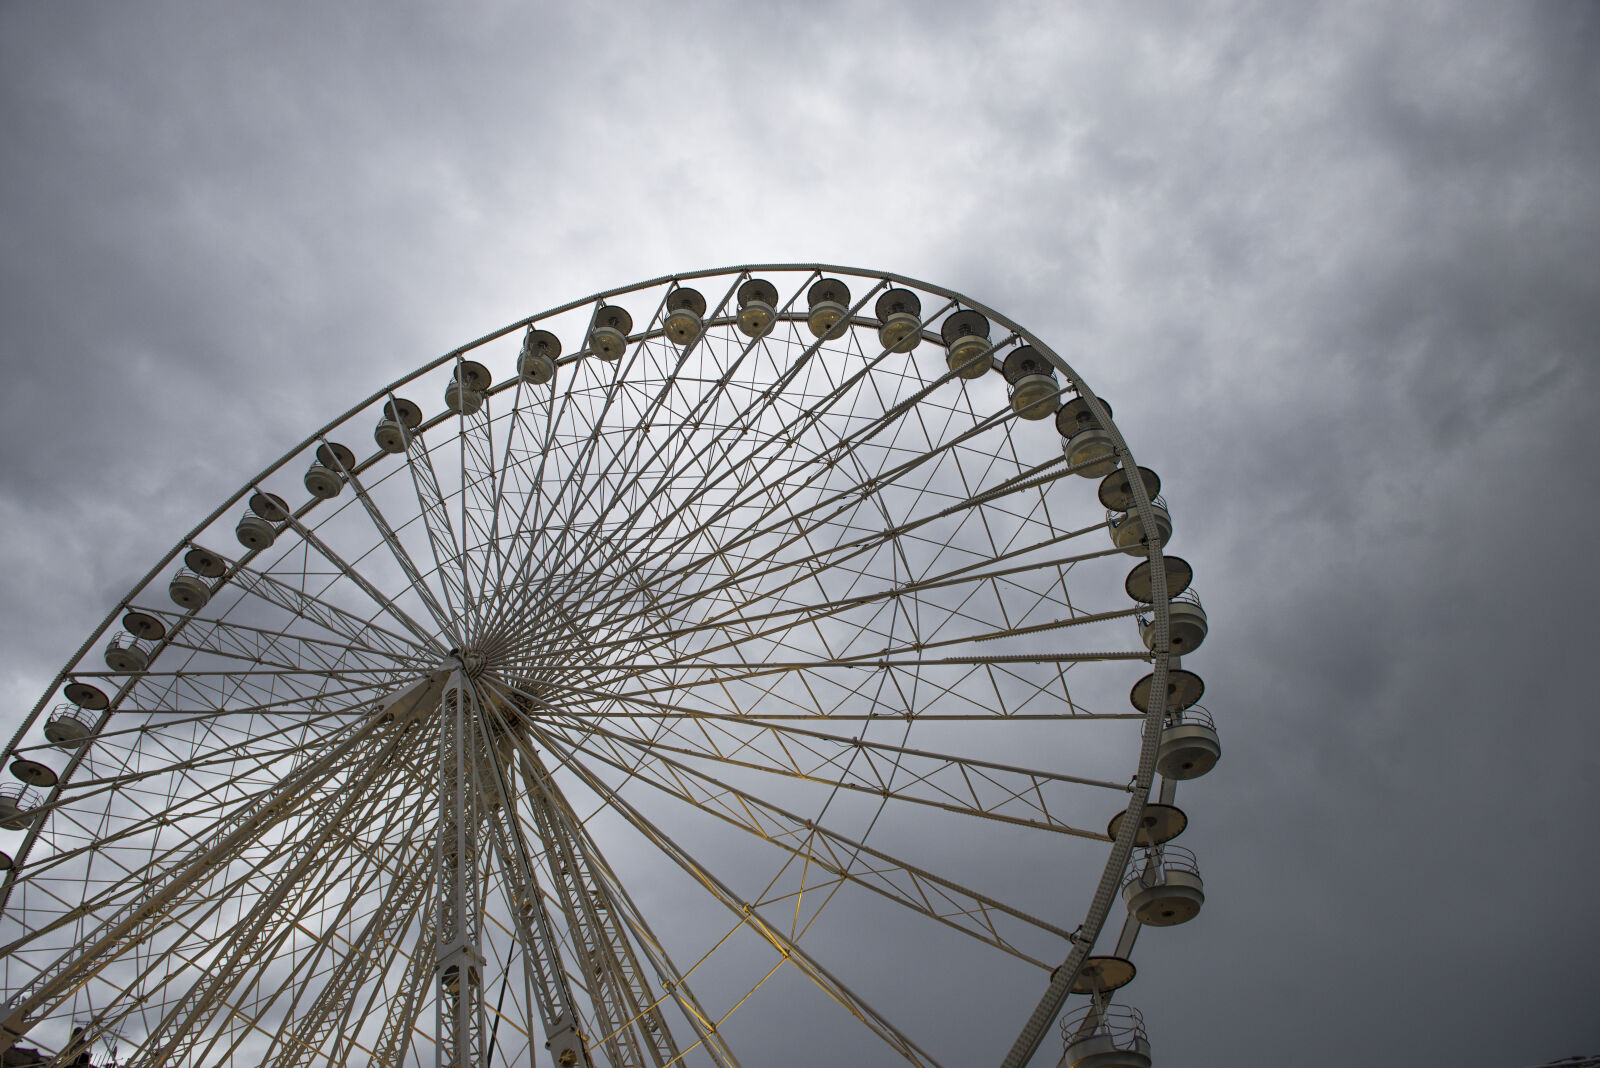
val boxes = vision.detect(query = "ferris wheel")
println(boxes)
[0,265,1217,1068]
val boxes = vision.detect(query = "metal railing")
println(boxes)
[1138,587,1203,631]
[1107,493,1169,529]
[105,631,147,655]
[1060,1002,1148,1049]
[47,703,98,734]
[1122,844,1202,892]
[1,783,40,812]
[1144,704,1216,738]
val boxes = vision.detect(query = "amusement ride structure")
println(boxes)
[0,265,1217,1067]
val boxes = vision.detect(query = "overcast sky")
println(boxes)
[2,2,1597,1066]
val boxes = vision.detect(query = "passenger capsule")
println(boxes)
[445,361,490,415]
[1108,496,1172,555]
[305,463,342,499]
[375,399,423,453]
[1001,346,1059,419]
[0,785,38,830]
[518,329,561,385]
[1123,845,1205,926]
[941,309,992,379]
[806,278,851,339]
[374,419,408,453]
[874,289,922,353]
[589,305,633,361]
[168,567,213,610]
[1057,396,1118,476]
[44,703,95,749]
[306,442,355,499]
[1060,1002,1151,1068]
[736,279,779,338]
[663,287,707,346]
[235,509,278,550]
[103,631,150,673]
[1138,589,1207,655]
[1156,706,1221,780]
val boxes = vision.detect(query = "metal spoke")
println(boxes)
[532,723,1074,967]
[535,723,947,1068]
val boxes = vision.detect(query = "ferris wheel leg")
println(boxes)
[436,669,487,1068]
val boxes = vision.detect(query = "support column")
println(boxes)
[436,670,486,1068]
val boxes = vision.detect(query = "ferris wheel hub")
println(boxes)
[444,648,489,678]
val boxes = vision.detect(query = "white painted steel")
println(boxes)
[0,265,1210,1068]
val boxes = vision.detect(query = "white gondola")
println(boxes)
[306,443,356,497]
[1058,396,1118,477]
[375,398,423,453]
[736,278,779,337]
[374,418,409,453]
[0,784,39,830]
[235,508,278,550]
[1002,346,1060,419]
[305,463,342,498]
[1138,588,1207,654]
[941,309,993,379]
[518,328,561,385]
[1122,845,1204,926]
[806,278,851,339]
[589,305,633,361]
[875,288,922,353]
[1059,1003,1152,1068]
[168,567,213,610]
[1107,495,1172,555]
[663,287,706,346]
[103,631,150,673]
[445,361,490,415]
[43,703,96,748]
[1155,705,1221,780]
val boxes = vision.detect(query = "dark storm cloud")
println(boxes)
[1,1,1596,1064]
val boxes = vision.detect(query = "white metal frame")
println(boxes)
[0,265,1194,1068]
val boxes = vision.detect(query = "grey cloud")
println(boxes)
[2,1,1597,1064]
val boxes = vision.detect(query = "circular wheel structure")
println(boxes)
[0,265,1213,1068]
